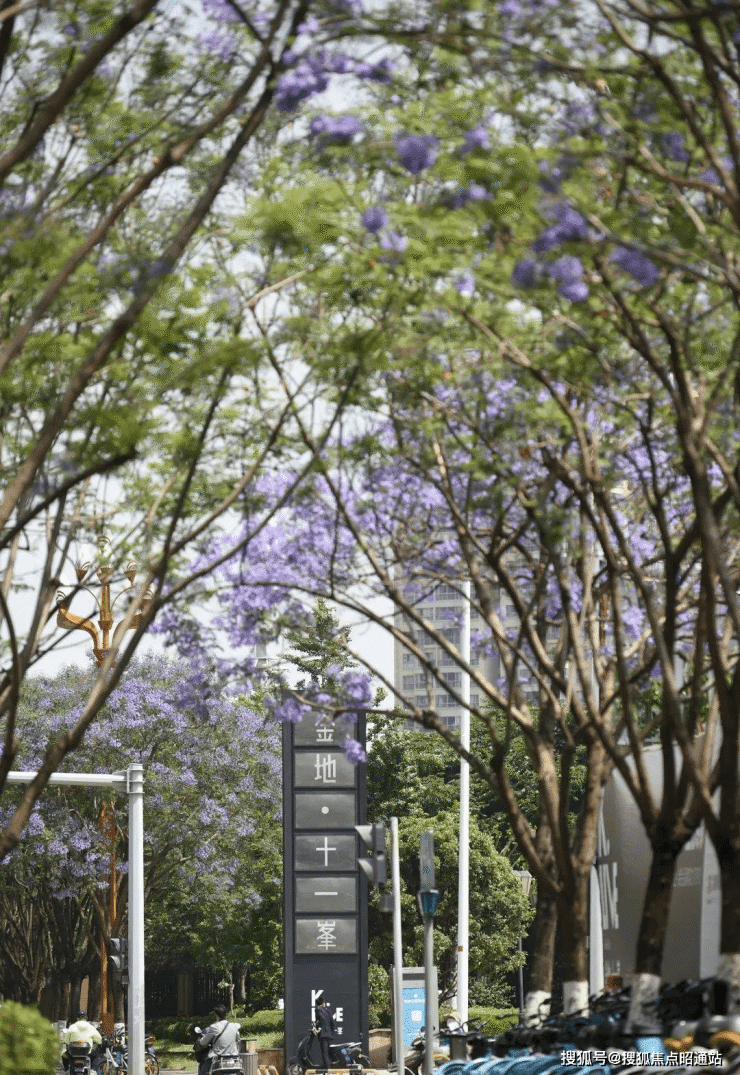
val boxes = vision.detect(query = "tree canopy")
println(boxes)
[0,654,281,1012]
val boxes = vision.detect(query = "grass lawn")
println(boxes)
[155,1041,198,1072]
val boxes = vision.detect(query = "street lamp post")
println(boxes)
[514,870,533,1014]
[56,535,151,1034]
[418,832,440,1075]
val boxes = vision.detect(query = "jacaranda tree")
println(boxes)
[156,0,740,1017]
[0,0,488,858]
[0,654,280,1016]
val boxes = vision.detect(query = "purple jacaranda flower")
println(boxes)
[660,131,690,163]
[699,155,733,187]
[276,57,330,111]
[380,230,408,252]
[396,134,439,175]
[62,22,78,37]
[342,737,367,763]
[558,100,597,137]
[310,114,363,142]
[467,183,489,201]
[453,271,475,296]
[362,205,388,232]
[611,246,660,286]
[500,0,523,12]
[202,0,240,23]
[622,606,645,639]
[538,158,570,193]
[511,258,540,288]
[550,254,584,282]
[463,124,490,152]
[354,57,393,82]
[549,255,589,301]
[532,202,588,251]
[445,182,490,209]
[632,98,659,124]
[327,0,363,12]
[298,14,321,34]
[558,280,589,302]
[195,29,236,61]
[328,52,354,73]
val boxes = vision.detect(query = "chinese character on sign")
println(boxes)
[316,837,337,867]
[316,723,335,743]
[314,754,338,784]
[316,921,337,950]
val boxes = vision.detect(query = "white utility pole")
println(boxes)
[456,580,471,1026]
[7,766,146,1075]
[390,817,405,1073]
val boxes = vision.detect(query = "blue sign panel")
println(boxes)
[402,986,426,1049]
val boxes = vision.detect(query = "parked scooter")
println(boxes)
[287,1025,371,1075]
[403,1027,450,1075]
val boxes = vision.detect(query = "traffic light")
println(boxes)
[355,822,387,887]
[110,937,128,985]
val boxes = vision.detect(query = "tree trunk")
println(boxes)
[627,843,680,1028]
[87,968,100,1021]
[233,964,247,1007]
[523,883,557,1024]
[61,979,72,1021]
[717,852,740,1011]
[70,975,83,1019]
[557,868,590,1015]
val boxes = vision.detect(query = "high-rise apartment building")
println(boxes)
[394,577,539,730]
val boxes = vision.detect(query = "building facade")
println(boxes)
[394,578,538,730]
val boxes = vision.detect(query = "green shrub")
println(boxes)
[151,1007,285,1048]
[468,1006,519,1037]
[0,1002,59,1075]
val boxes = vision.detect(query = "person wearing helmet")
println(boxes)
[196,1004,240,1073]
[62,1011,102,1070]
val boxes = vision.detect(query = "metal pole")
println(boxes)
[518,936,524,1011]
[457,580,470,1026]
[127,764,145,1075]
[423,914,435,1075]
[391,818,405,1073]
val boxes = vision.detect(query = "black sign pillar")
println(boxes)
[283,714,368,1062]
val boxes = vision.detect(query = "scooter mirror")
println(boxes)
[195,1027,202,1034]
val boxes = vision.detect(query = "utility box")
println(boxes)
[390,966,438,1059]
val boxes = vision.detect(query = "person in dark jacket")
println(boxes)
[314,995,337,1070]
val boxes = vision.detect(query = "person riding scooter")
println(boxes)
[195,1004,241,1074]
[62,1011,103,1072]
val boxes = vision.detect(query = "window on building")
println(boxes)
[403,652,417,667]
[443,671,462,689]
[436,583,458,599]
[416,630,435,646]
[471,693,480,707]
